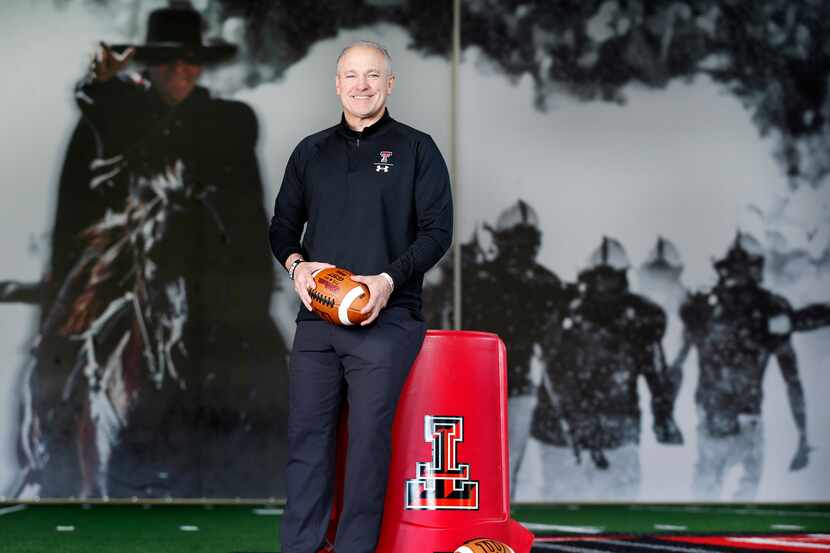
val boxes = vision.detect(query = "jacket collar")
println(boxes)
[337,109,393,139]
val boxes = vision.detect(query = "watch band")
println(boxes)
[288,258,303,280]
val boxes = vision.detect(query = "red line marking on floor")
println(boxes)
[660,535,830,552]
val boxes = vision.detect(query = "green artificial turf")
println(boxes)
[512,503,830,535]
[1,503,828,553]
[0,505,281,553]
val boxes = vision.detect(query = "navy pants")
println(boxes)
[281,307,426,553]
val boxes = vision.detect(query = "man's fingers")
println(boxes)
[361,306,381,326]
[294,277,314,310]
[301,280,314,310]
[299,287,312,310]
[360,295,376,314]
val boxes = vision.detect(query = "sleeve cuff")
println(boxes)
[380,272,395,292]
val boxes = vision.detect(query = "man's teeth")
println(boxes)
[353,95,371,99]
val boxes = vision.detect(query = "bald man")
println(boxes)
[269,41,453,553]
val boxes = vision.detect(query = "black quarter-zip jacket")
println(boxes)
[269,110,453,321]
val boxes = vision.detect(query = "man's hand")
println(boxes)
[291,261,334,311]
[90,42,135,82]
[789,433,811,471]
[352,274,393,326]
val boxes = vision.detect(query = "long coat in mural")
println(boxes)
[15,72,288,499]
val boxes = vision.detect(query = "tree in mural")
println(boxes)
[71,0,828,189]
[211,0,829,271]
[460,0,829,189]
[58,0,830,188]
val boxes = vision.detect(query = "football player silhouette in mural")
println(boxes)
[10,4,288,499]
[421,228,488,330]
[636,236,687,399]
[637,236,686,315]
[674,232,825,500]
[530,237,683,501]
[460,200,562,496]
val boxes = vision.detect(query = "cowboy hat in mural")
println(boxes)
[112,1,237,65]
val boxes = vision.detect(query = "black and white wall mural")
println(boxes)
[0,0,450,500]
[0,0,827,502]
[450,0,830,502]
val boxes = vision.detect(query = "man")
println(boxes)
[269,41,452,553]
[14,3,288,499]
[675,233,813,500]
[460,200,562,496]
[529,237,683,501]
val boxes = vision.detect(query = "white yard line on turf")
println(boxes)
[253,508,284,516]
[0,505,26,516]
[772,524,804,530]
[179,525,199,532]
[629,505,830,518]
[533,543,609,553]
[521,522,603,534]
[599,539,719,553]
[56,526,75,532]
[654,524,687,531]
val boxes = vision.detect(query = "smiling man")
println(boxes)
[269,41,453,553]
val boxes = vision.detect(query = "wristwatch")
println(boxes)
[288,258,304,280]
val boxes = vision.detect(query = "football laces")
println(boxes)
[309,289,335,308]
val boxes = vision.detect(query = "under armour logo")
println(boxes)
[376,165,389,173]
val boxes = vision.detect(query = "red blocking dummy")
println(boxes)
[324,330,533,553]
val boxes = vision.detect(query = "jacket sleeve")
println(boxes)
[75,73,145,153]
[383,136,453,287]
[269,142,308,268]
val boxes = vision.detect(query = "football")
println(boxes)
[309,267,370,326]
[454,538,515,553]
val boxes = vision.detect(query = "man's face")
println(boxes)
[335,46,395,126]
[148,59,203,106]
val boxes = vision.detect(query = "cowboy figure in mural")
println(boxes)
[12,2,288,499]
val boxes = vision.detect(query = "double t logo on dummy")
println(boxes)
[405,415,480,510]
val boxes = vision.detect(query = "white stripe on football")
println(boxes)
[338,285,367,326]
